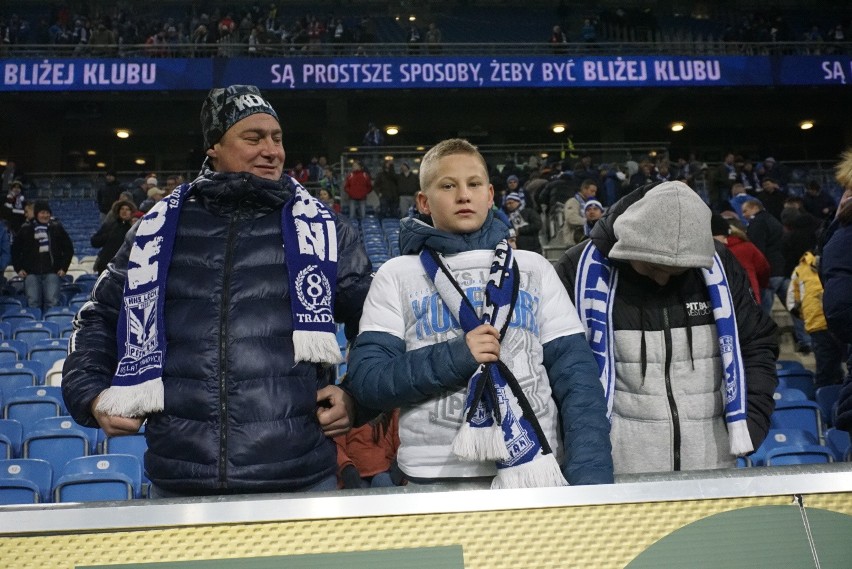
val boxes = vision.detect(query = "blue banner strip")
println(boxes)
[2,55,850,92]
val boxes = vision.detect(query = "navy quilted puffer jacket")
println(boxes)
[62,172,371,494]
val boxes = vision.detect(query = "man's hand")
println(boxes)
[17,270,27,278]
[316,385,354,437]
[90,393,144,437]
[466,323,501,363]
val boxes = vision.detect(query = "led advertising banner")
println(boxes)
[1,55,850,92]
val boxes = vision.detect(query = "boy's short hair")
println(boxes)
[419,138,488,190]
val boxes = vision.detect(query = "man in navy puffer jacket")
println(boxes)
[62,85,372,497]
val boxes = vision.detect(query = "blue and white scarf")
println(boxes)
[95,175,341,418]
[575,242,753,456]
[420,241,568,489]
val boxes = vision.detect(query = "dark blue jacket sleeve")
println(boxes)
[543,332,614,485]
[821,224,852,432]
[346,330,480,411]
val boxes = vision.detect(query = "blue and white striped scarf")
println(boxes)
[95,174,341,418]
[420,241,567,489]
[575,241,753,456]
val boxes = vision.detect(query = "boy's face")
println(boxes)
[418,153,493,234]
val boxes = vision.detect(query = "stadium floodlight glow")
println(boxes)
[799,120,814,130]
[115,129,131,139]
[385,125,400,136]
[409,15,416,22]
[96,162,106,168]
[86,150,97,156]
[670,122,685,132]
[134,158,146,165]
[551,123,567,134]
[348,146,359,152]
[540,152,549,158]
[384,155,394,161]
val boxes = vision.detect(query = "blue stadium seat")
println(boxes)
[770,400,824,444]
[32,416,101,455]
[0,321,10,340]
[775,359,805,373]
[13,321,60,348]
[68,293,90,313]
[0,363,41,404]
[43,307,76,328]
[772,387,809,405]
[0,361,45,389]
[54,454,143,502]
[746,428,819,467]
[764,444,834,466]
[0,458,53,504]
[27,338,69,371]
[0,339,28,363]
[776,372,816,400]
[0,419,23,459]
[815,385,842,428]
[825,428,851,462]
[74,274,99,292]
[23,425,90,477]
[3,386,64,426]
[0,297,24,312]
[1,306,42,324]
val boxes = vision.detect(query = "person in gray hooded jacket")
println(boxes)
[555,181,778,475]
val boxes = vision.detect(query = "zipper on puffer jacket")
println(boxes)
[662,305,681,471]
[218,216,237,488]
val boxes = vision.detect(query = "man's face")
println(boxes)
[417,153,494,234]
[36,210,51,224]
[118,205,133,221]
[207,113,285,181]
[504,199,521,212]
[507,179,518,191]
[585,205,602,221]
[581,184,598,199]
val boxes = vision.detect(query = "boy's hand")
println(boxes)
[466,323,501,363]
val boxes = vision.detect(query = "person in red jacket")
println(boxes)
[712,213,769,304]
[335,408,401,488]
[344,159,372,220]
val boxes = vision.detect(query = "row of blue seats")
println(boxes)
[736,360,849,467]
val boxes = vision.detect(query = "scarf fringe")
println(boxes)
[491,454,568,489]
[293,330,343,365]
[95,379,164,418]
[452,422,510,462]
[727,419,754,456]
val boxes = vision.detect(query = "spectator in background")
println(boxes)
[577,199,604,243]
[757,176,787,221]
[3,180,27,234]
[560,178,598,248]
[503,191,542,253]
[425,22,442,54]
[741,198,789,318]
[724,182,754,224]
[802,180,836,221]
[556,182,778,474]
[550,24,568,53]
[0,161,17,193]
[629,161,655,191]
[711,213,768,304]
[0,216,11,289]
[335,408,401,489]
[12,200,74,311]
[91,199,137,274]
[344,159,372,220]
[787,251,845,388]
[96,171,123,222]
[374,160,400,219]
[138,186,166,213]
[397,161,420,218]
